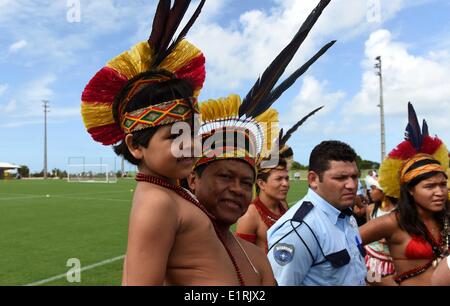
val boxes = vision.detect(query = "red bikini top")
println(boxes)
[404,236,435,260]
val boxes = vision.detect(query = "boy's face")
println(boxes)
[132,123,195,180]
[189,160,254,226]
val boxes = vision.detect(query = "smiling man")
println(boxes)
[267,140,367,286]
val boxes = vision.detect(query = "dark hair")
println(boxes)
[371,195,398,219]
[194,163,208,178]
[396,170,449,244]
[308,140,357,180]
[112,71,194,165]
[255,159,288,194]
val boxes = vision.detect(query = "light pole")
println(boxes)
[374,56,386,162]
[43,100,50,179]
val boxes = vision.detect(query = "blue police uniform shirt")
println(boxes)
[267,188,367,286]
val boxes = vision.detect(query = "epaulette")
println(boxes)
[292,201,314,223]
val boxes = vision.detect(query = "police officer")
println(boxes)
[267,140,367,285]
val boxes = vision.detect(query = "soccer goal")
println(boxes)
[66,164,117,183]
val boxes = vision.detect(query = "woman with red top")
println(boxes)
[360,104,449,285]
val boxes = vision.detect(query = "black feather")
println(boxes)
[239,0,331,118]
[250,40,335,117]
[422,119,429,137]
[148,0,171,52]
[280,147,294,159]
[406,102,422,151]
[172,0,205,48]
[153,0,191,67]
[280,106,323,147]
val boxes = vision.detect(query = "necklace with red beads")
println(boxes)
[135,172,245,286]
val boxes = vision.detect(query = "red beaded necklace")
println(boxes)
[135,173,245,286]
[253,197,287,228]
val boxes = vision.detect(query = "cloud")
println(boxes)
[1,74,56,120]
[0,99,16,113]
[188,0,422,96]
[8,40,27,53]
[0,83,8,96]
[349,29,450,120]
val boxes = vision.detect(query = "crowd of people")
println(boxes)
[80,0,449,286]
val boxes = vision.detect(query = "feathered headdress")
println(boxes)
[194,0,334,172]
[81,0,206,145]
[379,102,449,199]
[258,106,324,173]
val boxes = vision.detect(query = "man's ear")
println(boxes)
[187,172,197,193]
[307,171,319,190]
[124,134,143,160]
[256,179,265,192]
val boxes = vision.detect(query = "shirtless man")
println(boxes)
[236,160,290,252]
[189,159,276,285]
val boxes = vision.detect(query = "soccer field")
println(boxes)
[0,178,308,286]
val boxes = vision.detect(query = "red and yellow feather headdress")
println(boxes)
[81,0,206,146]
[379,102,449,199]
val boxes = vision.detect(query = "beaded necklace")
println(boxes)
[135,173,245,286]
[253,197,287,228]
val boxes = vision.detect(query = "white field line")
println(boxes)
[24,255,125,286]
[0,190,131,197]
[50,195,130,203]
[0,195,47,201]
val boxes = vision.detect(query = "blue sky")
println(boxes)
[1,0,449,173]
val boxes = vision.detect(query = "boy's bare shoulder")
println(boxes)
[132,183,180,216]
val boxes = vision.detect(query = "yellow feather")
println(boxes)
[81,103,115,129]
[433,144,449,171]
[379,158,403,199]
[107,42,153,79]
[160,40,201,72]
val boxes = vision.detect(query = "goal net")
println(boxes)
[67,164,117,183]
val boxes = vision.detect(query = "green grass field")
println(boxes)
[0,178,308,286]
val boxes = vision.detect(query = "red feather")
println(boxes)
[82,67,128,104]
[420,136,443,155]
[174,54,205,90]
[88,124,124,146]
[389,140,417,160]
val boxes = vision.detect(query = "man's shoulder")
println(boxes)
[268,199,320,239]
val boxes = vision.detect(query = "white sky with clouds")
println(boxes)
[0,0,449,172]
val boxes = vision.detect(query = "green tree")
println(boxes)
[19,165,30,177]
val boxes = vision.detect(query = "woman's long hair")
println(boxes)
[371,195,398,219]
[396,171,449,245]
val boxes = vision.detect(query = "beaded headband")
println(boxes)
[195,126,259,172]
[121,97,198,134]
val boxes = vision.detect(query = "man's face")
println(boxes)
[257,169,290,201]
[189,159,254,226]
[308,160,359,210]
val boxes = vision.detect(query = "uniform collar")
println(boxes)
[306,188,349,225]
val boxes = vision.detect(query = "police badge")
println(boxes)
[274,243,295,266]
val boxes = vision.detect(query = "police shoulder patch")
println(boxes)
[273,243,295,266]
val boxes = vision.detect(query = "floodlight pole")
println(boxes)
[43,100,50,179]
[375,56,386,162]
